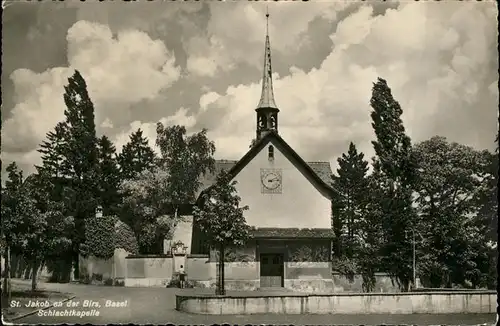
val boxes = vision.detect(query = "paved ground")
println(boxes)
[8,280,497,325]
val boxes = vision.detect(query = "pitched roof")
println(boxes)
[250,227,335,239]
[198,131,334,199]
[199,160,332,190]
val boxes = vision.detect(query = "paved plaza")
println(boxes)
[3,280,495,325]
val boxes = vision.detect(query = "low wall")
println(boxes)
[122,256,395,293]
[186,255,214,281]
[79,248,130,283]
[125,254,173,287]
[176,291,497,315]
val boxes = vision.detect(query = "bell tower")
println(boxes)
[256,8,279,140]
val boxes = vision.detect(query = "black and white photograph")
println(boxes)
[1,0,498,325]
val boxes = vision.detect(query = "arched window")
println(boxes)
[268,145,274,160]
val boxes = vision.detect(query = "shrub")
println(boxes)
[166,277,195,288]
[114,279,125,287]
[332,257,358,283]
[104,278,113,286]
[93,273,103,282]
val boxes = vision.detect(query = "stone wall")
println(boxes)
[125,254,173,287]
[177,291,497,315]
[121,252,400,293]
[79,248,131,284]
[185,255,214,281]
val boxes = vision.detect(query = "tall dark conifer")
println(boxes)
[97,135,121,216]
[370,77,417,291]
[36,122,70,205]
[331,142,369,258]
[117,128,156,180]
[60,70,100,279]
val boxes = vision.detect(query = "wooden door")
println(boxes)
[260,253,284,288]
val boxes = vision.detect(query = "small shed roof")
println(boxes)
[249,227,335,239]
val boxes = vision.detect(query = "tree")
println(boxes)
[370,77,417,291]
[36,122,69,181]
[193,170,250,295]
[331,142,370,259]
[1,162,24,298]
[358,175,385,292]
[98,135,121,216]
[117,128,156,180]
[59,70,100,279]
[1,163,54,291]
[119,168,176,254]
[24,174,75,283]
[155,124,215,220]
[413,136,495,288]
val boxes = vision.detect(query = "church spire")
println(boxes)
[257,7,278,110]
[255,7,279,140]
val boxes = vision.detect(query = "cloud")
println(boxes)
[186,53,218,77]
[113,107,197,154]
[2,20,181,154]
[185,1,356,77]
[2,1,497,180]
[100,118,114,129]
[192,2,498,170]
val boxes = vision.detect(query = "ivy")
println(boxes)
[83,216,115,259]
[82,215,139,259]
[114,218,139,255]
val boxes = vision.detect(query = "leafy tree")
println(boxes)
[155,124,215,220]
[24,174,75,283]
[331,142,370,259]
[193,170,250,295]
[413,136,493,288]
[370,77,417,291]
[117,128,156,180]
[98,135,121,216]
[1,162,24,298]
[119,168,176,254]
[1,163,56,291]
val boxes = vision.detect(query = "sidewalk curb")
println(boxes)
[8,295,77,322]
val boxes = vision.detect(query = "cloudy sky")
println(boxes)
[2,0,498,178]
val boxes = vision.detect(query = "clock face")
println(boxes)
[262,171,282,190]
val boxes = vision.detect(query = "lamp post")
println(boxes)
[412,228,416,289]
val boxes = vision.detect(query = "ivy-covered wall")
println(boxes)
[82,216,139,260]
[287,240,330,262]
[209,242,257,263]
[224,244,256,263]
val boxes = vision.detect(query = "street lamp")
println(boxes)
[411,228,424,290]
[412,228,416,289]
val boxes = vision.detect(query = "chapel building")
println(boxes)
[188,11,336,292]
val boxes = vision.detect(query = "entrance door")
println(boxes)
[260,253,284,288]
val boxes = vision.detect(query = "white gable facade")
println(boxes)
[232,139,331,229]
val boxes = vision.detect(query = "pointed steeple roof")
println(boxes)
[257,8,278,110]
